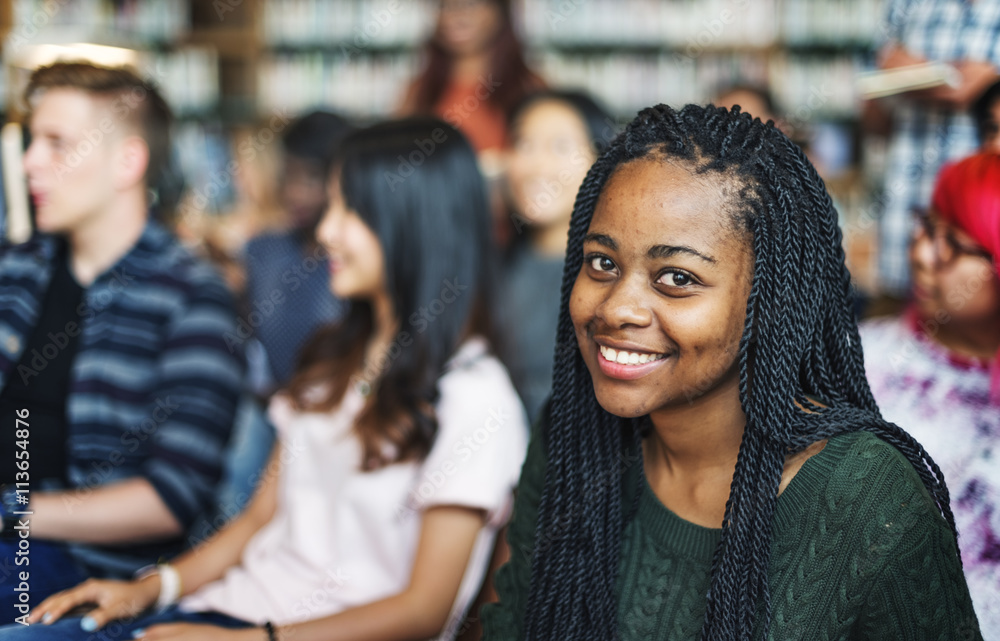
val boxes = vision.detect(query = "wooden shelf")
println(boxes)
[528,42,779,56]
[0,0,12,46]
[183,27,261,58]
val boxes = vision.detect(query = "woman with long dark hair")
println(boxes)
[400,0,544,159]
[481,104,981,639]
[3,119,528,641]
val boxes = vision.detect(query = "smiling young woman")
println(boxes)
[481,104,983,640]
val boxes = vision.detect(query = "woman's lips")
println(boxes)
[596,343,670,380]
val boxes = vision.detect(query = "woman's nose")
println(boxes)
[595,275,653,329]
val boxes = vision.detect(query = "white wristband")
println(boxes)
[155,564,182,611]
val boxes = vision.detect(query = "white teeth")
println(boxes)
[599,345,664,365]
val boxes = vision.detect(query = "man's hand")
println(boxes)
[879,43,927,70]
[926,60,1000,109]
[878,44,1000,110]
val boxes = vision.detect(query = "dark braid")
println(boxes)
[523,104,959,641]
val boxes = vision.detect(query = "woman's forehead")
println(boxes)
[592,157,743,240]
[930,207,984,245]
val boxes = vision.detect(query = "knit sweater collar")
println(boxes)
[631,432,859,560]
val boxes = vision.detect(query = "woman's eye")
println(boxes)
[589,256,615,272]
[659,270,693,287]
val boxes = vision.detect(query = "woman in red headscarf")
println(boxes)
[860,152,1000,637]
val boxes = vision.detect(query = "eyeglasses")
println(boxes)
[912,210,993,266]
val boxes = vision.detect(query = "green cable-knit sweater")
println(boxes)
[481,424,983,640]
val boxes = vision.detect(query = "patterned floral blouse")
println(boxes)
[860,310,999,637]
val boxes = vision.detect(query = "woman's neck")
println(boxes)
[645,381,746,480]
[642,379,746,528]
[452,52,490,84]
[362,292,399,379]
[530,217,571,257]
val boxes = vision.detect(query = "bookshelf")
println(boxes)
[1,0,882,138]
[0,0,232,216]
[0,0,886,289]
[0,1,12,115]
[521,0,880,123]
[253,0,433,119]
[2,0,217,117]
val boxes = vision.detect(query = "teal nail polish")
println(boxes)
[132,629,146,639]
[80,616,97,632]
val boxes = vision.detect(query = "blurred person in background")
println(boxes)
[0,62,243,620]
[6,118,528,641]
[184,123,286,298]
[497,89,613,425]
[973,79,1000,153]
[874,0,1000,295]
[713,83,823,170]
[860,152,1000,636]
[242,111,353,395]
[714,83,779,127]
[400,0,545,172]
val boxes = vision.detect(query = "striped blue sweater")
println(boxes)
[0,221,244,576]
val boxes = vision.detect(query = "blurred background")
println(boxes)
[0,0,906,296]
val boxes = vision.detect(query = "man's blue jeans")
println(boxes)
[0,538,87,625]
[0,604,252,639]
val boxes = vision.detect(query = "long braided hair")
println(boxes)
[523,103,959,640]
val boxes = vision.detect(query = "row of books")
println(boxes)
[2,1,875,124]
[257,0,883,50]
[523,0,880,48]
[11,0,189,43]
[141,48,221,116]
[0,46,218,117]
[769,54,868,119]
[521,0,778,48]
[251,48,864,122]
[534,51,862,119]
[261,0,435,47]
[257,53,417,117]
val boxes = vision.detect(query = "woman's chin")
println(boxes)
[329,280,356,299]
[591,387,654,419]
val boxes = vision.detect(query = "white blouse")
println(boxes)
[180,337,529,636]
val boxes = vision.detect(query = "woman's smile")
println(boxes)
[594,340,670,380]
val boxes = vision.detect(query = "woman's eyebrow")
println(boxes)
[582,232,617,250]
[647,244,716,263]
[583,233,716,263]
